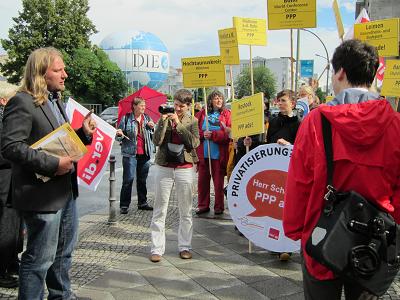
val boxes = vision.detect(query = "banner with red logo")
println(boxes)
[376,57,385,88]
[227,144,300,252]
[66,98,117,191]
[343,8,370,41]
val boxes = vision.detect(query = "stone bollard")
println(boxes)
[108,155,117,225]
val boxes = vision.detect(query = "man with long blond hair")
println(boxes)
[1,47,96,299]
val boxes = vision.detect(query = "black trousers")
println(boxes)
[302,262,377,300]
[0,169,22,274]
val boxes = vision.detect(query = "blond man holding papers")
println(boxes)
[1,47,96,300]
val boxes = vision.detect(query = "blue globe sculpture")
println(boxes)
[100,30,169,90]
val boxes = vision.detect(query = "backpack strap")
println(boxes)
[321,113,337,215]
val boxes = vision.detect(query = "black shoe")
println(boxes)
[138,204,153,211]
[120,207,129,214]
[0,273,18,288]
[8,260,20,276]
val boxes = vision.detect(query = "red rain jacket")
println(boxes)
[283,99,400,280]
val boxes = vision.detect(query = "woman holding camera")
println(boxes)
[196,90,231,215]
[149,89,199,263]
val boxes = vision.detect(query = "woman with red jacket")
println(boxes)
[195,90,231,215]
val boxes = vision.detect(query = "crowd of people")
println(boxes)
[0,39,399,300]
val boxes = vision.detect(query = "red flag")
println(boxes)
[66,98,117,191]
[376,57,385,88]
[343,8,370,41]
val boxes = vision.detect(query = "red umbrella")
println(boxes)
[117,86,167,125]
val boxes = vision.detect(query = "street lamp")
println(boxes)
[315,53,331,95]
[299,28,330,97]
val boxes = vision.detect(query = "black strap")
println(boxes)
[321,114,333,186]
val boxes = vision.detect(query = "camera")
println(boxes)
[158,105,175,114]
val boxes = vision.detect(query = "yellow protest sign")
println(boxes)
[233,17,267,46]
[354,18,399,57]
[325,95,334,103]
[333,0,344,39]
[181,56,226,88]
[381,60,400,97]
[267,0,316,30]
[218,28,240,65]
[231,93,265,138]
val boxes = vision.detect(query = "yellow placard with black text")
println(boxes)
[181,56,226,88]
[354,18,399,57]
[233,17,267,46]
[333,0,344,39]
[231,93,265,138]
[381,60,400,97]
[218,28,240,65]
[267,0,316,30]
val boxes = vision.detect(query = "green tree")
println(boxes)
[194,87,213,103]
[235,66,276,99]
[315,87,326,103]
[64,46,128,106]
[1,0,97,83]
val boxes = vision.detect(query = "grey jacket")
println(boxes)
[327,88,380,106]
[153,114,200,166]
[117,113,154,157]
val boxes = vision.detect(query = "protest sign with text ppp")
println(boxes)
[66,98,117,191]
[181,56,226,88]
[231,93,265,139]
[381,60,400,97]
[354,18,399,57]
[233,17,267,46]
[267,0,316,30]
[218,27,240,65]
[227,144,300,252]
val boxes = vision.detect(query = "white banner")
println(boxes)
[66,98,117,191]
[227,144,300,252]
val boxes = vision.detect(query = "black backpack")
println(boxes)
[305,114,400,296]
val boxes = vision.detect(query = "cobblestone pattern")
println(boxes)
[2,187,400,299]
[0,191,182,299]
[71,192,181,287]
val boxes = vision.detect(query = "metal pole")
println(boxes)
[326,62,330,96]
[108,155,117,225]
[295,29,300,95]
[290,29,294,91]
[301,29,330,96]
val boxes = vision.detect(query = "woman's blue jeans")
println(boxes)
[120,155,150,208]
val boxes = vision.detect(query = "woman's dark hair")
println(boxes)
[331,39,379,87]
[174,89,193,105]
[207,90,225,112]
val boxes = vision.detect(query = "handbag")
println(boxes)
[166,142,184,163]
[305,114,400,296]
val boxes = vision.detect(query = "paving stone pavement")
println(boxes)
[1,191,400,299]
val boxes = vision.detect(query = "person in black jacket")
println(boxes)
[1,47,96,299]
[266,89,300,261]
[267,89,300,146]
[0,85,22,288]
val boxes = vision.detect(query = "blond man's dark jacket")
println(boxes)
[1,92,90,212]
